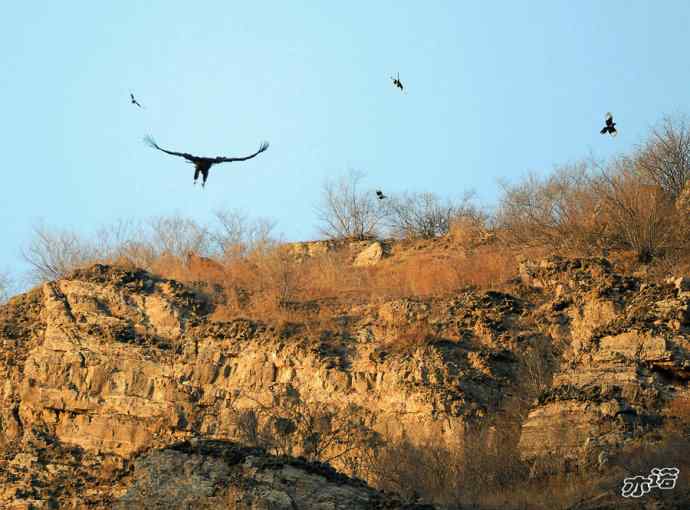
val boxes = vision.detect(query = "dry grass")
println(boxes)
[381,320,436,352]
[149,237,523,328]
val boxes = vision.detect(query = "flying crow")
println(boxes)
[600,112,617,136]
[144,136,270,187]
[376,190,387,200]
[391,73,403,92]
[130,92,143,108]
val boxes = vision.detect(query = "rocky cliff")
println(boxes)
[0,256,689,508]
[517,258,690,470]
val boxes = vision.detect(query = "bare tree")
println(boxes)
[228,390,380,471]
[147,215,210,259]
[20,213,280,284]
[93,219,158,269]
[637,115,690,200]
[385,191,479,239]
[211,209,276,258]
[594,158,675,262]
[315,170,386,240]
[0,271,11,303]
[22,224,97,283]
[496,164,605,251]
[251,247,301,304]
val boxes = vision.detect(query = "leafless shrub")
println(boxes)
[518,335,557,402]
[20,219,178,283]
[463,423,530,499]
[94,219,157,269]
[234,408,262,447]
[93,219,144,256]
[315,170,387,240]
[147,215,210,259]
[369,436,463,504]
[20,211,277,285]
[0,271,12,303]
[298,250,363,300]
[594,158,676,262]
[252,247,302,305]
[211,209,276,259]
[384,191,480,239]
[112,240,159,270]
[368,425,529,506]
[496,164,605,252]
[22,224,98,283]
[228,390,381,475]
[449,211,493,247]
[494,144,690,265]
[637,115,690,200]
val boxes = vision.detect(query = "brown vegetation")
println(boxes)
[0,271,10,303]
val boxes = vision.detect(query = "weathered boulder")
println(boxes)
[353,241,384,267]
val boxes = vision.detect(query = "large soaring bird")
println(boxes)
[600,112,617,136]
[144,136,269,187]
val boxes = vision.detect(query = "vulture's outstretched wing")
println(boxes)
[144,135,196,162]
[212,141,270,164]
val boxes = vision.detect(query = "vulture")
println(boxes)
[391,73,403,92]
[376,190,387,200]
[600,112,617,136]
[130,92,143,108]
[144,135,270,187]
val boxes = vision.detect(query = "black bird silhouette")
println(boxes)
[130,92,143,108]
[390,73,403,92]
[376,190,387,200]
[600,112,617,136]
[144,136,270,187]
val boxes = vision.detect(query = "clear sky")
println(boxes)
[1,1,689,283]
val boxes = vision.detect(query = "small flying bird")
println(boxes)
[390,73,403,92]
[600,112,617,136]
[144,135,270,188]
[376,190,387,200]
[130,92,143,108]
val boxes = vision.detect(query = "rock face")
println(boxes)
[284,239,389,264]
[517,257,690,470]
[115,440,434,510]
[0,438,434,509]
[1,264,527,457]
[353,241,384,267]
[1,257,690,507]
[0,263,519,507]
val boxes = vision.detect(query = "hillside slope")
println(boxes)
[1,253,689,508]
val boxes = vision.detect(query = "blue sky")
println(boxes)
[1,1,689,283]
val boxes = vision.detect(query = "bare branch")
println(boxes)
[637,115,690,200]
[315,170,386,240]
